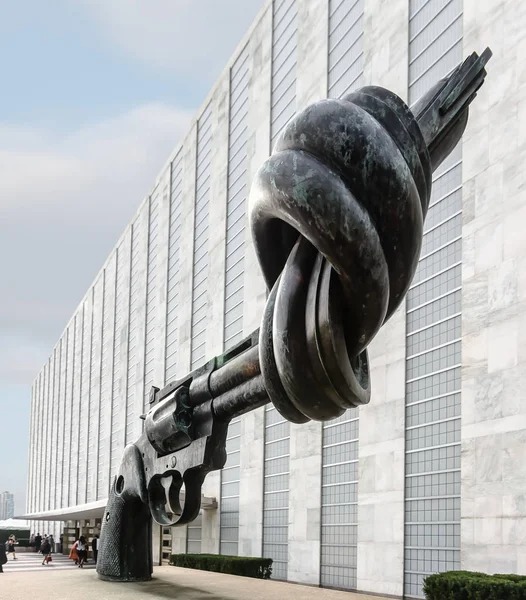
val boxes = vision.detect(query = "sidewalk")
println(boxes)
[0,564,393,600]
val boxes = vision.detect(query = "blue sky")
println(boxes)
[0,0,265,515]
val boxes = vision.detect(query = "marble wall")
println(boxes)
[461,0,526,575]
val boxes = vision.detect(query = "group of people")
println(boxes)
[0,532,99,572]
[29,533,56,553]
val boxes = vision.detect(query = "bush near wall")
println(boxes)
[170,554,272,579]
[424,571,526,599]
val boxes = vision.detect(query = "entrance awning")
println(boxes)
[16,494,217,522]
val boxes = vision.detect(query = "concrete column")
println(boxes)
[170,525,188,555]
[238,1,272,559]
[285,1,328,585]
[296,0,329,108]
[288,421,322,585]
[461,0,526,574]
[201,483,220,555]
[152,523,162,566]
[356,0,408,595]
[362,0,409,100]
[356,308,406,597]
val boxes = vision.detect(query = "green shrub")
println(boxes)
[169,553,272,579]
[424,571,526,599]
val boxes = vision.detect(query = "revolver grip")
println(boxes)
[97,445,152,582]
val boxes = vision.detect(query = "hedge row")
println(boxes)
[170,554,272,579]
[424,571,526,599]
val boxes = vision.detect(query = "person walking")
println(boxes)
[0,541,7,574]
[49,534,55,553]
[76,536,87,568]
[6,536,18,560]
[40,536,52,566]
[91,535,98,563]
[69,539,79,565]
[35,533,42,553]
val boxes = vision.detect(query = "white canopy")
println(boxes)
[0,518,30,530]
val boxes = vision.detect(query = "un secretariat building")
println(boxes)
[24,0,525,597]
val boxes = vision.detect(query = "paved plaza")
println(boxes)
[0,565,391,600]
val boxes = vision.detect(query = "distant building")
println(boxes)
[0,491,14,520]
[24,0,525,598]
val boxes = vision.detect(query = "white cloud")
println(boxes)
[78,0,265,77]
[0,103,192,383]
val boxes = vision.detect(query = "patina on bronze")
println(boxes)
[97,48,492,582]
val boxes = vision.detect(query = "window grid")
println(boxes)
[263,405,290,580]
[187,512,203,554]
[62,325,74,507]
[220,417,241,555]
[191,102,213,369]
[87,277,103,503]
[321,408,359,590]
[144,191,161,411]
[126,217,143,445]
[405,1,463,595]
[271,0,297,147]
[328,0,365,99]
[165,152,183,382]
[78,297,92,505]
[224,46,250,351]
[69,313,83,506]
[110,241,129,483]
[98,256,116,499]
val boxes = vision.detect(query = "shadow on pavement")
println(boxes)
[135,579,226,600]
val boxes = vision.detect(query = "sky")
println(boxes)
[0,0,265,515]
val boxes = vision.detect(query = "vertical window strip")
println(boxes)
[144,191,161,410]
[190,102,213,370]
[187,513,203,553]
[271,0,298,148]
[262,405,290,580]
[98,258,116,499]
[165,153,183,382]
[69,313,83,506]
[224,46,250,351]
[110,242,128,483]
[87,278,103,503]
[404,2,463,597]
[78,298,92,504]
[219,417,241,555]
[328,0,365,99]
[126,217,143,445]
[53,341,63,510]
[320,410,359,589]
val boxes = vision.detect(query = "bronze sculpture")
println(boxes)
[97,48,491,582]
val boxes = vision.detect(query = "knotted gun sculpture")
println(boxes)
[97,48,491,582]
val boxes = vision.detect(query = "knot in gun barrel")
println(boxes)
[249,86,433,423]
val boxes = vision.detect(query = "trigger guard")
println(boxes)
[148,470,204,527]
